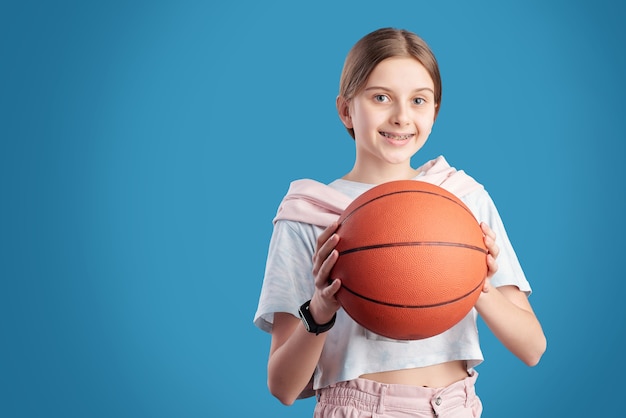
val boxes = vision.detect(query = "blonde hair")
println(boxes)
[338,28,442,139]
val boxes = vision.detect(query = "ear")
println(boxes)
[336,96,353,129]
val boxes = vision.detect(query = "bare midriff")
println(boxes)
[359,360,469,388]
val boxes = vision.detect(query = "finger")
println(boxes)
[485,235,500,259]
[480,223,500,258]
[315,249,339,288]
[480,222,496,241]
[490,242,500,259]
[322,278,342,298]
[316,222,339,251]
[483,234,500,257]
[312,222,339,271]
[312,233,340,275]
[486,254,499,278]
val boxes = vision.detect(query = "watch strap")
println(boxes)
[298,300,336,335]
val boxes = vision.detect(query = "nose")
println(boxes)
[391,102,410,126]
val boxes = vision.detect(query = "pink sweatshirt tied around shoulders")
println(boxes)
[273,156,483,228]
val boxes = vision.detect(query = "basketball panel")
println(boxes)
[337,285,481,340]
[336,192,483,251]
[333,245,486,306]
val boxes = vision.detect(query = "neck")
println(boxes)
[343,162,420,184]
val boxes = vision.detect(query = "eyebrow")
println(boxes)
[364,86,435,95]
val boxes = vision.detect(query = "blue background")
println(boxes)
[2,0,625,416]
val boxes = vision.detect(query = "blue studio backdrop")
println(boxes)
[2,1,625,417]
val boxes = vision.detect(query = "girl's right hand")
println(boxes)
[309,222,342,324]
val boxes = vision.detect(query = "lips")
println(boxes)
[380,131,414,141]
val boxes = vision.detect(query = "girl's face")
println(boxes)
[339,57,437,178]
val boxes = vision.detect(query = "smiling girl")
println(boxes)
[254,28,546,418]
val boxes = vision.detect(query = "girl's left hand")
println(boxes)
[480,222,500,292]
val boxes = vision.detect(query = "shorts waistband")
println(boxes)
[316,371,478,414]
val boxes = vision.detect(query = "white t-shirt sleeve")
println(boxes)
[254,220,320,333]
[462,189,532,295]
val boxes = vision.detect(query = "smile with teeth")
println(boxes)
[380,131,414,140]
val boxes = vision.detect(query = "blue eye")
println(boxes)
[413,97,425,105]
[374,95,389,103]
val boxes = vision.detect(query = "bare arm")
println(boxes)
[475,284,546,366]
[476,223,547,366]
[267,223,342,405]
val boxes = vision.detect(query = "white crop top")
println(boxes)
[254,172,531,393]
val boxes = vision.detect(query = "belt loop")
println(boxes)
[464,374,472,408]
[376,384,388,415]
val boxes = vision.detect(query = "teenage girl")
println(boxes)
[255,27,546,418]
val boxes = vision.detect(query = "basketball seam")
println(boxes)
[341,278,485,309]
[338,241,488,255]
[340,189,477,226]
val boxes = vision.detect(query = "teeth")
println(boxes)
[381,132,412,140]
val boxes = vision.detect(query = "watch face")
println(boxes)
[299,302,316,333]
[299,305,311,331]
[301,317,310,331]
[299,301,335,335]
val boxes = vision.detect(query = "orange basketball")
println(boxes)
[331,180,487,340]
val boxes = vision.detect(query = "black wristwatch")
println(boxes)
[298,300,336,335]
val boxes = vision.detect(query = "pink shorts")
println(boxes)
[314,371,482,418]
